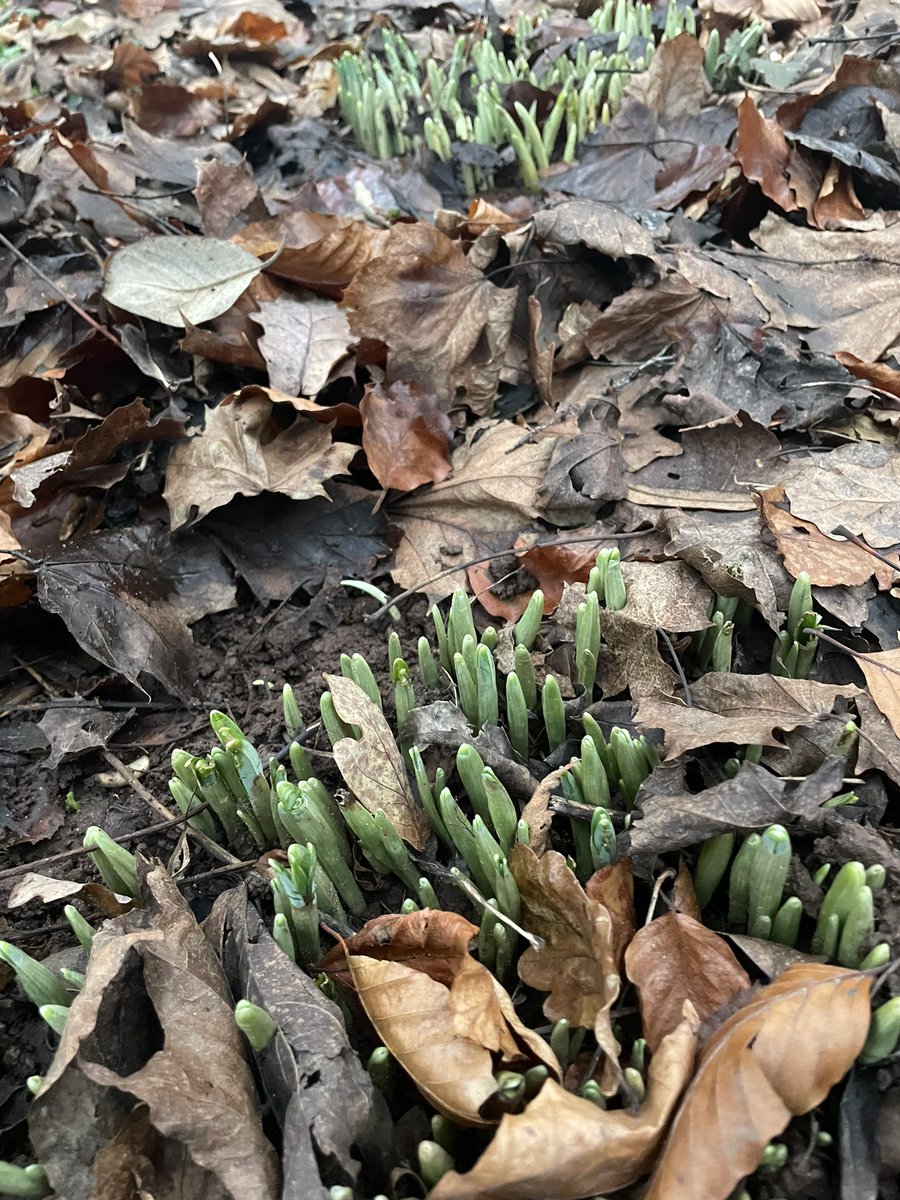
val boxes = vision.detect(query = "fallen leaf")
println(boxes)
[325,675,430,849]
[635,673,862,759]
[625,914,751,1051]
[779,442,900,549]
[855,692,900,788]
[389,419,556,605]
[644,964,872,1200]
[735,95,798,214]
[585,859,635,971]
[429,1017,697,1200]
[625,756,848,858]
[758,484,900,589]
[360,380,453,493]
[511,844,622,1073]
[164,393,356,528]
[252,294,352,397]
[857,647,900,739]
[29,866,280,1200]
[342,222,517,414]
[103,235,263,327]
[321,911,559,1126]
[207,887,391,1193]
[37,703,129,769]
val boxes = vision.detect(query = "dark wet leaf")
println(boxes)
[37,703,129,769]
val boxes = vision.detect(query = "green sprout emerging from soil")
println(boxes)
[335,3,764,190]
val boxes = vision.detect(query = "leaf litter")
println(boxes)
[0,2,900,1199]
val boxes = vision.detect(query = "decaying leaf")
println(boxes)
[625,913,751,1050]
[320,911,559,1126]
[102,235,263,326]
[360,380,453,493]
[511,844,622,1075]
[324,675,430,849]
[252,294,353,397]
[635,673,861,759]
[585,859,635,971]
[29,866,280,1200]
[164,393,356,528]
[644,965,872,1200]
[429,1017,697,1200]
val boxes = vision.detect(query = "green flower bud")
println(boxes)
[694,833,734,911]
[418,1140,455,1187]
[476,643,499,729]
[39,1004,69,1035]
[282,684,303,739]
[514,589,544,650]
[83,827,139,898]
[63,905,94,953]
[505,670,530,759]
[417,636,440,686]
[0,942,70,1010]
[235,999,278,1051]
[514,643,537,711]
[448,589,477,659]
[541,674,567,750]
[859,997,900,1065]
[728,833,762,929]
[482,768,517,854]
[0,1162,51,1198]
[747,824,791,936]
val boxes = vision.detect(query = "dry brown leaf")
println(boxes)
[325,674,430,849]
[644,964,872,1200]
[858,647,900,739]
[360,380,453,493]
[511,844,622,1074]
[585,859,635,971]
[635,672,861,759]
[735,95,798,214]
[758,484,899,589]
[164,394,355,528]
[342,222,517,414]
[429,1017,697,1200]
[252,294,352,397]
[779,442,900,550]
[625,914,751,1051]
[322,911,559,1126]
[390,419,556,605]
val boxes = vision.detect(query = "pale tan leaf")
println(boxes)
[429,1018,697,1200]
[858,647,900,740]
[625,914,750,1050]
[644,964,872,1200]
[325,674,430,849]
[511,845,621,1073]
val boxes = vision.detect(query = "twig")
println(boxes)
[805,628,900,679]
[830,526,900,575]
[0,229,123,351]
[657,627,692,707]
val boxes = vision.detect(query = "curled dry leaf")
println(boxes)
[585,859,635,971]
[320,911,559,1126]
[324,674,431,849]
[510,844,622,1075]
[644,964,872,1200]
[429,1017,697,1200]
[359,380,453,493]
[625,913,751,1051]
[857,647,900,740]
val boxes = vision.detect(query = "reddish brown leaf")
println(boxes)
[360,381,453,492]
[858,648,900,740]
[625,914,751,1051]
[130,83,216,137]
[735,96,798,214]
[644,965,871,1200]
[585,859,635,971]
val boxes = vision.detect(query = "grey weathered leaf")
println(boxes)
[103,236,262,327]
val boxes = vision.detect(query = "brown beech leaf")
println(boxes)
[429,1017,697,1200]
[857,648,900,740]
[585,859,635,971]
[758,484,900,589]
[322,912,559,1126]
[324,675,430,849]
[510,845,621,1072]
[164,394,356,528]
[635,673,861,760]
[735,95,798,213]
[625,914,751,1051]
[342,222,517,414]
[644,964,872,1200]
[360,380,453,493]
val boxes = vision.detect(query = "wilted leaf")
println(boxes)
[164,394,356,528]
[342,222,517,414]
[34,526,227,701]
[207,887,391,1193]
[429,1018,697,1200]
[389,420,556,604]
[29,866,280,1200]
[103,235,263,326]
[625,914,750,1051]
[511,844,622,1073]
[857,647,900,739]
[252,294,352,397]
[322,911,559,1126]
[635,673,861,759]
[625,756,847,858]
[644,964,872,1200]
[325,675,430,849]
[360,380,453,493]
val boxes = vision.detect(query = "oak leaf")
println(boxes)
[644,964,871,1200]
[324,675,430,849]
[429,1017,697,1200]
[625,913,751,1050]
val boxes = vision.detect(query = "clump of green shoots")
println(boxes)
[336,5,764,191]
[771,572,822,679]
